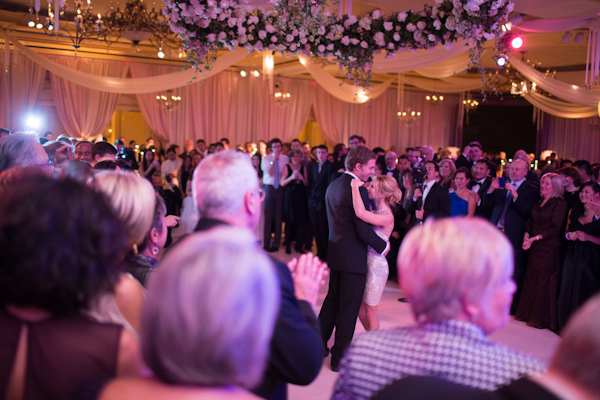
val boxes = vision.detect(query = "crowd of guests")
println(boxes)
[1,126,600,400]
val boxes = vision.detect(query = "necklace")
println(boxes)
[374,207,389,214]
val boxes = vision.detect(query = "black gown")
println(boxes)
[557,217,600,330]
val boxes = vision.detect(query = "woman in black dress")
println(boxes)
[139,146,160,181]
[557,166,581,210]
[557,181,600,330]
[281,149,309,254]
[516,173,568,330]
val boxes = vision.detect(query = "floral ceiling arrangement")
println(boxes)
[163,0,514,87]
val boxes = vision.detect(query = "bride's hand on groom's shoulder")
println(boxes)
[287,253,328,307]
[351,179,363,189]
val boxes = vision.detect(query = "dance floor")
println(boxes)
[271,249,562,400]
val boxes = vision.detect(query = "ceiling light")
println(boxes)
[252,70,260,77]
[27,20,35,27]
[562,32,572,43]
[510,36,523,49]
[240,70,247,77]
[574,32,584,43]
[497,56,507,66]
[157,48,165,58]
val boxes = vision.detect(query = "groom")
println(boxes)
[318,145,389,371]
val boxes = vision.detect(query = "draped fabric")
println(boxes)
[10,32,248,93]
[0,51,46,131]
[510,56,600,108]
[313,86,460,152]
[130,66,314,145]
[371,39,472,73]
[523,91,598,119]
[48,56,127,140]
[537,114,600,161]
[299,56,393,103]
[414,51,471,78]
[404,75,483,93]
[514,17,598,33]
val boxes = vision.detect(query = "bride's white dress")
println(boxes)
[363,229,389,306]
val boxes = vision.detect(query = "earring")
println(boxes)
[151,245,159,256]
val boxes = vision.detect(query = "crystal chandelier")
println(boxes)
[28,0,181,57]
[397,73,422,127]
[156,90,182,111]
[274,82,291,106]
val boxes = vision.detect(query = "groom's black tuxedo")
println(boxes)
[318,172,387,368]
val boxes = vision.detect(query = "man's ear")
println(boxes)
[244,189,259,217]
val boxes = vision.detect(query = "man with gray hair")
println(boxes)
[0,133,51,174]
[192,150,325,400]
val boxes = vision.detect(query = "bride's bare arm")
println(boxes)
[351,179,394,227]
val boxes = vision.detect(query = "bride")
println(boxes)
[351,176,401,330]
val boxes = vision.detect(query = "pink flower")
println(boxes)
[198,19,210,28]
[360,40,368,48]
[206,33,216,42]
[255,41,264,51]
[387,43,395,49]
[445,18,456,30]
[417,21,426,29]
[433,19,442,30]
[290,43,297,51]
[341,36,350,45]
[344,15,357,28]
[374,32,385,46]
[384,21,393,31]
[218,31,227,40]
[271,36,278,43]
[327,43,334,50]
[248,15,259,25]
[286,34,294,42]
[393,33,400,41]
[227,18,237,28]
[318,44,325,52]
[397,12,407,22]
[258,30,267,40]
[265,24,275,33]
[350,38,360,45]
[372,10,380,19]
[231,39,238,46]
[428,34,436,41]
[406,23,417,32]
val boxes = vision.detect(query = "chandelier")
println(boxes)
[397,73,422,127]
[463,97,479,111]
[156,90,182,111]
[425,94,444,103]
[274,81,291,106]
[28,0,181,57]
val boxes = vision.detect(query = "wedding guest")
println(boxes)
[573,160,593,183]
[99,227,279,400]
[383,151,400,181]
[455,141,483,170]
[450,167,476,217]
[92,142,118,165]
[469,159,493,219]
[92,171,155,334]
[332,218,545,400]
[261,138,288,252]
[0,173,143,400]
[74,141,93,164]
[139,146,161,181]
[557,166,581,210]
[413,161,451,221]
[516,173,568,330]
[178,154,194,198]
[439,158,456,189]
[43,140,73,173]
[557,181,600,330]
[0,132,50,174]
[281,149,309,254]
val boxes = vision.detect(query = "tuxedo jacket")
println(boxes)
[194,218,322,400]
[308,160,335,210]
[469,176,493,220]
[384,167,401,182]
[422,182,451,221]
[486,181,540,248]
[325,173,387,274]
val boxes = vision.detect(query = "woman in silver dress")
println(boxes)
[351,176,402,330]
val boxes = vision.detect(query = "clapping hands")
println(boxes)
[287,253,328,307]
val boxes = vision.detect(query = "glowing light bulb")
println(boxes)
[157,48,165,58]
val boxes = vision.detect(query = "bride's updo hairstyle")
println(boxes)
[370,175,402,209]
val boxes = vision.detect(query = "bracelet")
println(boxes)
[565,232,571,240]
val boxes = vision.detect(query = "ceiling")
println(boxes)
[0,0,599,93]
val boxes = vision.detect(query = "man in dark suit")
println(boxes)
[469,159,493,220]
[485,159,539,313]
[319,146,388,371]
[384,151,400,181]
[414,161,451,221]
[192,151,324,400]
[455,141,483,170]
[308,145,335,261]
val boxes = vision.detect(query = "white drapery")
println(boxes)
[523,90,598,119]
[537,114,600,161]
[312,85,460,152]
[298,55,394,103]
[130,66,314,145]
[404,75,483,93]
[371,39,472,73]
[48,55,128,140]
[510,56,600,108]
[515,17,599,33]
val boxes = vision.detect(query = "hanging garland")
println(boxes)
[163,0,513,86]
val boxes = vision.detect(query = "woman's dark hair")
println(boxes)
[138,195,167,253]
[0,173,129,315]
[181,155,193,171]
[333,143,345,160]
[252,153,263,180]
[570,181,600,222]
[558,166,582,187]
[455,166,472,181]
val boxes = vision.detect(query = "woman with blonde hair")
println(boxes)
[351,175,402,330]
[439,158,456,189]
[516,173,569,330]
[91,171,156,334]
[332,219,545,400]
[99,227,280,399]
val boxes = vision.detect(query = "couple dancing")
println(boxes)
[318,145,401,371]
